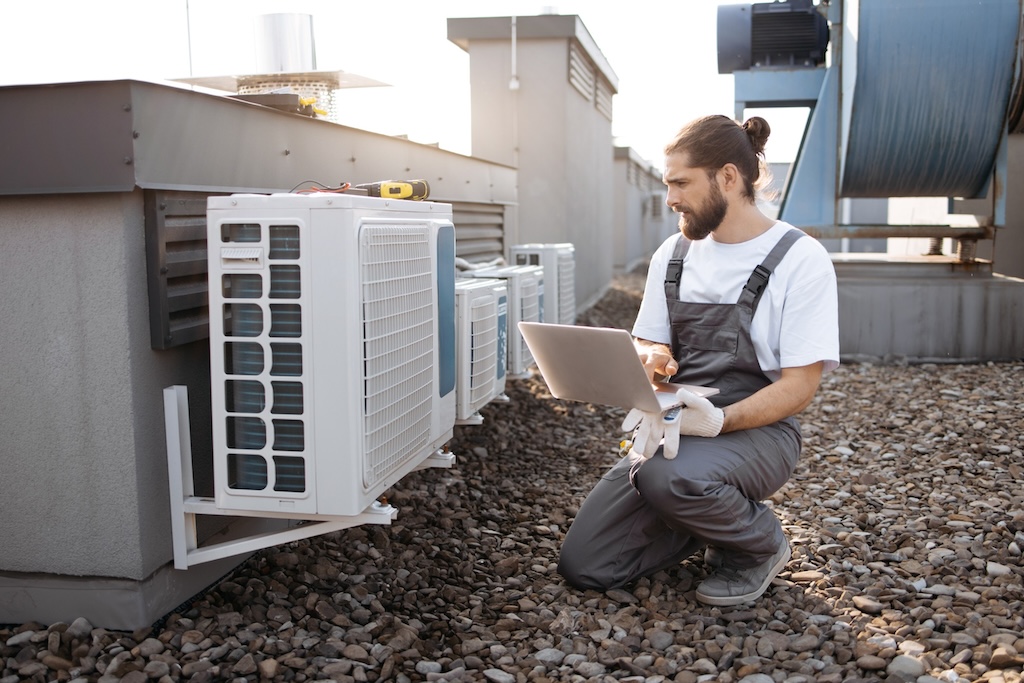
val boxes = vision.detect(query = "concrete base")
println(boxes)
[834,254,1024,363]
[0,554,248,631]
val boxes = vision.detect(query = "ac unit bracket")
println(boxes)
[163,385,450,570]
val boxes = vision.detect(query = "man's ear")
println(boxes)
[719,163,742,193]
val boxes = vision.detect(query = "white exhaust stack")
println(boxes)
[255,13,316,73]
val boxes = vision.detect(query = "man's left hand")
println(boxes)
[621,388,725,460]
[621,407,666,459]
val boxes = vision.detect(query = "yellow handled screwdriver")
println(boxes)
[354,179,430,200]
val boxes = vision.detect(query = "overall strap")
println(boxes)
[663,235,692,301]
[738,228,805,314]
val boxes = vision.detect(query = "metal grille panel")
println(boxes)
[468,297,499,409]
[360,226,434,488]
[558,252,577,324]
[569,42,596,101]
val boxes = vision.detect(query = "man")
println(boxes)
[557,114,839,606]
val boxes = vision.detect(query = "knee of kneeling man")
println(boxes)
[556,555,615,592]
[635,456,711,499]
[632,457,678,501]
[557,539,616,591]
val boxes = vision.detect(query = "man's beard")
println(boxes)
[678,178,728,241]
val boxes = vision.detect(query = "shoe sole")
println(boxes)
[695,543,791,606]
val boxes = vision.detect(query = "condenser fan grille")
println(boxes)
[360,226,435,488]
[468,297,499,409]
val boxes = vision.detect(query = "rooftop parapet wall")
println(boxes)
[0,79,516,202]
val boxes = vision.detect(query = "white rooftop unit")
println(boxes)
[510,243,576,324]
[454,278,508,424]
[462,264,543,377]
[206,193,457,517]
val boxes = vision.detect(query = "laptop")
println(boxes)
[517,322,719,413]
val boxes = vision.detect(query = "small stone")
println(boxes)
[990,646,1024,668]
[576,661,607,677]
[853,595,884,614]
[790,634,821,652]
[605,588,638,603]
[416,661,443,675]
[65,617,93,641]
[6,631,35,647]
[231,654,257,676]
[143,661,170,678]
[887,654,926,680]
[647,629,674,650]
[258,658,280,679]
[988,561,1012,576]
[41,655,73,671]
[857,655,888,670]
[535,648,565,665]
[181,659,214,677]
[738,675,775,683]
[482,669,516,683]
[342,643,371,662]
[461,638,488,655]
[137,637,165,657]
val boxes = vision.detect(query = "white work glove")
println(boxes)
[621,388,725,460]
[673,388,725,440]
[621,407,666,459]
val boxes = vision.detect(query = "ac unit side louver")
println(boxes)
[510,243,576,325]
[454,278,508,424]
[462,264,543,378]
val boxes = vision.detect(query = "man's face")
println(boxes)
[663,153,728,241]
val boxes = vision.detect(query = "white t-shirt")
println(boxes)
[632,221,839,381]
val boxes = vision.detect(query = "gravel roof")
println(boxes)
[3,270,1023,683]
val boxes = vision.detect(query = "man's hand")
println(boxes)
[622,388,724,460]
[621,408,666,459]
[673,388,724,439]
[633,338,678,383]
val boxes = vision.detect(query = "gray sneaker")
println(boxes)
[695,539,791,606]
[704,545,725,568]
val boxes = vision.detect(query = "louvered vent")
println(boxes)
[220,222,309,495]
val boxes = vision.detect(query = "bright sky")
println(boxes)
[0,0,809,166]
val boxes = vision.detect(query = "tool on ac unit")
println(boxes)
[353,179,430,200]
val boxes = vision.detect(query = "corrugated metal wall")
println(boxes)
[451,201,508,263]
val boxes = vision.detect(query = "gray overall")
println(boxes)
[558,229,805,591]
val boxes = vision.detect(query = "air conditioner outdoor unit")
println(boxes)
[463,265,543,377]
[454,278,508,424]
[206,193,457,517]
[510,243,576,324]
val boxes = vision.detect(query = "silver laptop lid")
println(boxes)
[517,322,717,412]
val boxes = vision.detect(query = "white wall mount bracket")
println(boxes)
[163,386,454,570]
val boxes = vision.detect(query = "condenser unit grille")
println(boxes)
[557,253,576,324]
[520,277,540,366]
[360,226,434,488]
[469,297,499,408]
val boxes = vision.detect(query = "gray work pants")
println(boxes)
[558,419,801,591]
